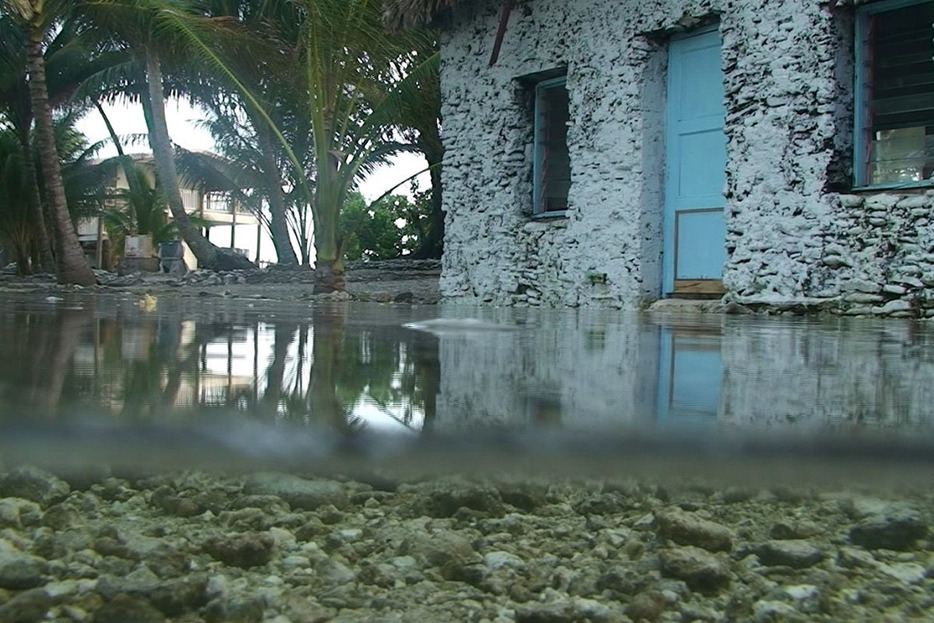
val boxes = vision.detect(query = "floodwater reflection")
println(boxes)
[1,293,933,454]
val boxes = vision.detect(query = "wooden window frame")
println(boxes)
[854,0,934,189]
[533,75,571,216]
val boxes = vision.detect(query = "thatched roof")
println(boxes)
[382,0,465,30]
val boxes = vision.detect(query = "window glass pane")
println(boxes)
[865,2,934,185]
[536,80,571,212]
[870,127,934,184]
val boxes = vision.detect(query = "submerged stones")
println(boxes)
[0,588,52,623]
[849,511,928,551]
[0,467,69,508]
[657,508,733,552]
[398,529,480,581]
[752,540,825,569]
[659,546,732,593]
[0,551,45,589]
[243,472,348,511]
[203,532,275,569]
[0,466,932,621]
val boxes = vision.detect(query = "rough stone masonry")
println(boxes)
[435,0,934,316]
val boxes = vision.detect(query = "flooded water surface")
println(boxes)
[1,291,932,486]
[2,291,934,623]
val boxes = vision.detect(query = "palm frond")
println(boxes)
[381,0,461,31]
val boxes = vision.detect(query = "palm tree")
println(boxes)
[182,93,309,266]
[389,34,444,259]
[0,15,55,272]
[183,0,306,266]
[160,0,438,292]
[0,122,34,272]
[73,0,254,271]
[1,1,96,284]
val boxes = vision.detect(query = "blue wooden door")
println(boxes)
[663,27,727,294]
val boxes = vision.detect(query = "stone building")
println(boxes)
[385,0,934,315]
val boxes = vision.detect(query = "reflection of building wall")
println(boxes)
[435,311,658,430]
[718,320,934,430]
[435,310,934,433]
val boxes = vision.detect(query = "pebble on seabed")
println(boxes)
[0,467,931,622]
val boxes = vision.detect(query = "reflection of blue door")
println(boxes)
[657,328,723,425]
[663,26,727,295]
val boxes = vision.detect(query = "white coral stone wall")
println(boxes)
[437,0,934,316]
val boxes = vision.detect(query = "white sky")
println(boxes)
[75,97,427,202]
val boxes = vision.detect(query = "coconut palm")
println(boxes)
[184,0,306,266]
[157,0,438,292]
[0,122,34,272]
[1,1,96,284]
[0,107,114,273]
[1,10,144,272]
[182,94,311,265]
[0,14,55,271]
[72,0,255,270]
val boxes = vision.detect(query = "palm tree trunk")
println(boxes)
[411,147,444,259]
[25,29,95,286]
[16,127,56,272]
[313,152,345,293]
[251,116,299,266]
[143,51,219,268]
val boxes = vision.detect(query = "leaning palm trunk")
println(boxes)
[24,26,95,285]
[142,52,218,267]
[142,53,255,270]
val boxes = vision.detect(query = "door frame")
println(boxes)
[662,22,726,297]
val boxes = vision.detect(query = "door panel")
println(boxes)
[664,27,727,293]
[677,209,727,279]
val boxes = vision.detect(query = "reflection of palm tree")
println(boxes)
[114,316,180,418]
[259,322,297,418]
[34,301,95,411]
[326,319,439,433]
[411,333,439,432]
[309,306,354,431]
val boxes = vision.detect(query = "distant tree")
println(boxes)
[0,122,33,272]
[341,190,431,261]
[0,110,109,274]
[181,0,306,267]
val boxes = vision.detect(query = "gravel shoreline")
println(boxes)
[0,260,443,306]
[0,464,931,623]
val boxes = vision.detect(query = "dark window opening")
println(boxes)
[857,0,934,186]
[534,77,571,213]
